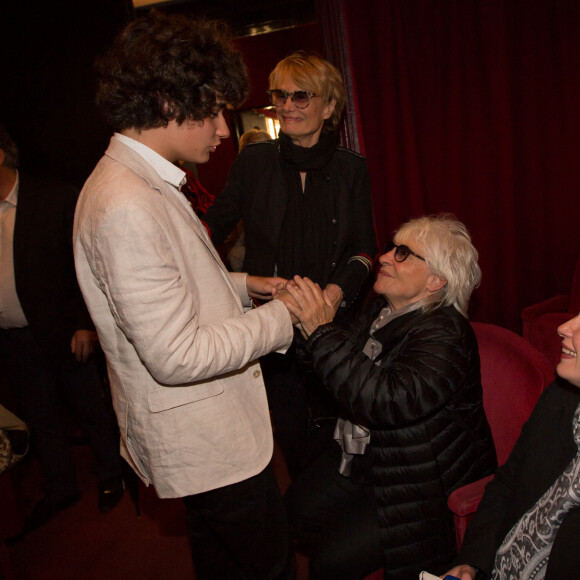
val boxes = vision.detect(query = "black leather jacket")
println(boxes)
[302,297,498,579]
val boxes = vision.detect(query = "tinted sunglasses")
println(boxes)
[383,241,426,263]
[266,89,316,109]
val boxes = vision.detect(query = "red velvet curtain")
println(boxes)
[342,0,580,330]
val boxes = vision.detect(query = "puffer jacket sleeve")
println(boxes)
[305,306,477,429]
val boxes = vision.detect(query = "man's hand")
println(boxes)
[246,276,288,300]
[442,565,477,580]
[71,329,99,363]
[273,286,301,325]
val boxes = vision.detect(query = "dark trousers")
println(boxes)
[284,443,383,579]
[182,465,294,580]
[260,350,337,479]
[0,327,122,502]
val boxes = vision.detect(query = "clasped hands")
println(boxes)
[246,275,340,337]
[274,277,338,338]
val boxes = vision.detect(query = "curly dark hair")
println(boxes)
[95,10,249,131]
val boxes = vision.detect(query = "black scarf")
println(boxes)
[276,130,339,284]
[278,129,338,171]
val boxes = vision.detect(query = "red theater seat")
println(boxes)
[447,322,554,550]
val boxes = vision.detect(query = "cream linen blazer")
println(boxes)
[73,137,293,498]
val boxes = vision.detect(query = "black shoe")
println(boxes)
[98,475,124,513]
[7,493,81,544]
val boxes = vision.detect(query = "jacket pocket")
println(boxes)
[147,381,224,413]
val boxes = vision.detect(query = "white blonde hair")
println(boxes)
[395,214,481,317]
[268,51,345,132]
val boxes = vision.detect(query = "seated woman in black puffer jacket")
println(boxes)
[278,214,497,580]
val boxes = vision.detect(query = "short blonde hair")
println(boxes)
[268,51,345,132]
[395,214,482,317]
[238,128,271,152]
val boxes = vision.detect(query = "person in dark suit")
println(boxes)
[0,123,124,537]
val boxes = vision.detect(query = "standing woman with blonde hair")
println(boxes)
[204,51,377,477]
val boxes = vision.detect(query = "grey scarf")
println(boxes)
[334,300,430,476]
[492,402,580,579]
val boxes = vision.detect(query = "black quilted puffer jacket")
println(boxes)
[302,297,498,579]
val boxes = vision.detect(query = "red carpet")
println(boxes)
[3,442,307,579]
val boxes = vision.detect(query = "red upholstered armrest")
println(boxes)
[447,474,494,516]
[521,295,569,322]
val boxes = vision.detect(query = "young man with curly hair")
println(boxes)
[73,11,296,578]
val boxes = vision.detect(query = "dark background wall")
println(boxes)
[0,0,319,194]
[0,0,134,188]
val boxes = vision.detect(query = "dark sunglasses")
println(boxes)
[383,241,426,263]
[266,89,316,109]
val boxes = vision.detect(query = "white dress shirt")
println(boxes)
[0,172,28,328]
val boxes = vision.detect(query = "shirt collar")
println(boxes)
[114,132,187,190]
[2,171,19,206]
